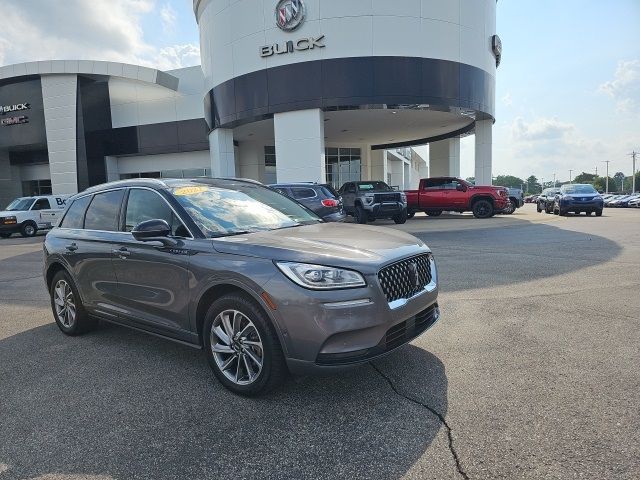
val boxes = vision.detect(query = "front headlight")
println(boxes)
[276,262,366,290]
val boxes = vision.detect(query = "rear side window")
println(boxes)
[84,190,125,231]
[32,198,51,210]
[60,196,91,229]
[291,188,317,199]
[423,179,446,190]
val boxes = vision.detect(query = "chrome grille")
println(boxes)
[378,254,433,303]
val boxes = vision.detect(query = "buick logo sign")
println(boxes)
[275,0,306,32]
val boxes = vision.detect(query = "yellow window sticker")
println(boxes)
[173,186,208,196]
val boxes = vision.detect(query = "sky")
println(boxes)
[0,0,638,183]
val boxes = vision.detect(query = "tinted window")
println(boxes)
[423,179,447,190]
[125,189,187,236]
[291,188,316,199]
[84,190,125,231]
[60,196,91,229]
[561,184,596,194]
[32,198,51,210]
[357,182,391,192]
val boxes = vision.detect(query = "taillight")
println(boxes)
[321,199,339,207]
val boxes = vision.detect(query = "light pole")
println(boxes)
[630,151,637,194]
[569,169,573,184]
[541,177,544,192]
[602,161,611,193]
[553,173,556,187]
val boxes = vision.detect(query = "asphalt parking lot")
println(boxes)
[1,204,639,480]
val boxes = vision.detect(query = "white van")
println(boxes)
[0,195,71,238]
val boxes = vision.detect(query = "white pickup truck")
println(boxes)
[0,195,71,238]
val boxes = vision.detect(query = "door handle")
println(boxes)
[65,243,78,252]
[112,247,131,259]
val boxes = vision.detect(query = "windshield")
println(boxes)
[357,182,391,192]
[170,183,322,237]
[5,197,35,211]
[561,185,597,194]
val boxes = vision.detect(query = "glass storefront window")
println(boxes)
[325,148,361,190]
[22,179,52,196]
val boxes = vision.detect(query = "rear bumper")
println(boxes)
[322,211,347,222]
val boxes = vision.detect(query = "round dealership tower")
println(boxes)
[193,0,499,187]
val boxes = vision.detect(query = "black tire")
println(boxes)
[0,232,11,239]
[536,203,542,213]
[504,200,517,215]
[472,199,494,219]
[20,221,37,238]
[393,209,408,224]
[203,293,287,396]
[595,209,603,217]
[425,210,442,217]
[50,270,96,336]
[355,204,368,224]
[407,211,416,219]
[545,204,553,214]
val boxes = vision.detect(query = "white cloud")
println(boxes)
[501,92,513,107]
[160,3,177,34]
[510,117,574,142]
[0,0,199,70]
[599,59,640,113]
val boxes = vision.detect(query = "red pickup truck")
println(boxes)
[405,177,510,219]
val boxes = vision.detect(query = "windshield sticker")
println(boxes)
[173,186,208,196]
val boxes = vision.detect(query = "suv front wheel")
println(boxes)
[354,204,368,224]
[203,293,287,396]
[472,199,494,219]
[50,270,96,335]
[393,209,408,224]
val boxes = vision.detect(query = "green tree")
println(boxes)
[465,177,475,185]
[593,176,619,193]
[573,172,597,184]
[494,175,525,188]
[525,175,539,193]
[613,172,626,192]
[623,171,640,192]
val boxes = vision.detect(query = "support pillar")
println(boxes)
[209,128,236,178]
[41,75,79,194]
[274,109,325,183]
[369,149,387,182]
[429,138,460,177]
[475,119,493,185]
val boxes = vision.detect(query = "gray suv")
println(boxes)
[43,178,439,396]
[339,181,408,224]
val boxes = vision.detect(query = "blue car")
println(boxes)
[553,184,604,216]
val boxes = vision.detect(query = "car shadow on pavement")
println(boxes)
[0,322,447,480]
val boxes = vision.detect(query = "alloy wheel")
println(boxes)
[54,280,76,328]
[210,309,264,385]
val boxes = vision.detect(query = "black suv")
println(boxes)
[270,183,346,222]
[537,188,561,213]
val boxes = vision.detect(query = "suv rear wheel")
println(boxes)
[472,199,494,219]
[50,270,96,335]
[203,293,287,396]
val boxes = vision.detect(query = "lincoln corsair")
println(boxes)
[43,178,440,395]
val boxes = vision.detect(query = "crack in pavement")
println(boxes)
[370,363,470,480]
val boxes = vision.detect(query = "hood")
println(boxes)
[0,210,17,217]
[211,222,428,269]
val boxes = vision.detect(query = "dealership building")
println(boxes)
[0,0,498,206]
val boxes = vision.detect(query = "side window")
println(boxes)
[84,190,125,231]
[125,189,188,237]
[423,179,446,190]
[346,184,356,194]
[291,188,316,199]
[31,198,51,210]
[60,196,91,229]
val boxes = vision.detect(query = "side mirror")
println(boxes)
[456,184,466,192]
[132,219,175,246]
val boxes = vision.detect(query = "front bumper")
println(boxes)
[561,201,603,211]
[364,202,406,218]
[0,224,19,234]
[262,254,439,375]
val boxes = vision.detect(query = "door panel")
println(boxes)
[111,233,191,333]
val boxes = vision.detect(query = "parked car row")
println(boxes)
[602,193,640,208]
[537,184,604,216]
